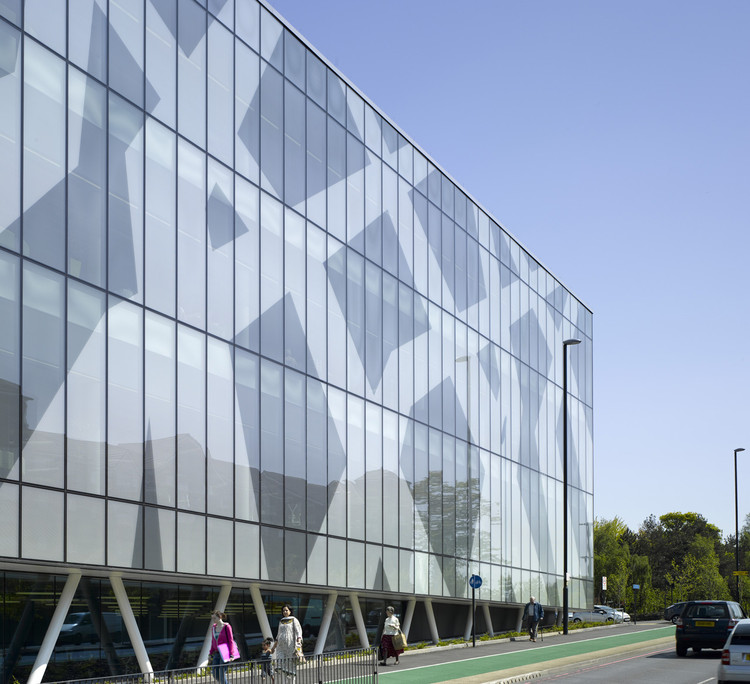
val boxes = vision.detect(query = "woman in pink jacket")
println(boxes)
[209,611,239,684]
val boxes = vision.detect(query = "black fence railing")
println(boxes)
[48,648,378,684]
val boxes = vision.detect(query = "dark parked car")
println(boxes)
[675,600,747,656]
[665,602,688,623]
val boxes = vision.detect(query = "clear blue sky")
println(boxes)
[267,0,750,539]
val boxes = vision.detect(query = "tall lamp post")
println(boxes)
[562,338,580,636]
[735,447,746,602]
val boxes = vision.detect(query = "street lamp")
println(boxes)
[735,447,746,602]
[562,338,581,636]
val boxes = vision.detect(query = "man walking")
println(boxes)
[523,596,544,642]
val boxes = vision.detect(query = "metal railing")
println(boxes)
[49,648,378,684]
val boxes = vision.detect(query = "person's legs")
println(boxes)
[211,651,228,684]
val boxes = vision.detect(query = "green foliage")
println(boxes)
[596,511,735,615]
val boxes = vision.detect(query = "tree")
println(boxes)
[593,517,630,606]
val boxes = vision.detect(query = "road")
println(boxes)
[532,643,721,684]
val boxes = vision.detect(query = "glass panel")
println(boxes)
[0,252,20,479]
[347,396,364,540]
[306,51,325,107]
[0,482,18,556]
[260,525,282,580]
[327,118,345,240]
[346,251,364,397]
[346,86,364,140]
[107,298,143,500]
[146,0,176,126]
[145,118,176,316]
[285,81,306,212]
[284,30,305,89]
[260,359,283,526]
[67,494,105,564]
[0,21,21,250]
[67,281,106,494]
[23,40,65,270]
[365,403,381,543]
[306,379,326,533]
[285,529,306,583]
[178,0,206,146]
[235,521,260,578]
[306,224,326,378]
[327,70,345,124]
[235,349,259,522]
[144,507,175,571]
[69,1,107,81]
[260,7,282,69]
[108,499,142,568]
[26,0,65,56]
[207,338,233,517]
[260,63,283,198]
[260,192,283,362]
[327,387,346,537]
[236,0,259,50]
[145,312,175,506]
[177,512,206,574]
[68,68,106,287]
[109,0,143,107]
[284,369,305,530]
[346,134,364,242]
[22,486,63,560]
[207,516,233,576]
[207,159,234,339]
[284,210,306,371]
[108,93,144,301]
[235,40,259,183]
[364,104,380,155]
[234,176,259,351]
[177,325,206,512]
[0,0,21,24]
[306,101,326,228]
[208,20,233,164]
[22,263,64,487]
[177,138,206,328]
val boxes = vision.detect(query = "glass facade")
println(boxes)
[0,0,593,679]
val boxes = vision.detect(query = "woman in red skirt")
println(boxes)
[379,606,404,666]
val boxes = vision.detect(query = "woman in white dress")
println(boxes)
[272,604,303,678]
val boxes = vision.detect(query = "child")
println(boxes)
[260,637,275,682]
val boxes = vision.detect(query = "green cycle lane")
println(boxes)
[378,625,675,684]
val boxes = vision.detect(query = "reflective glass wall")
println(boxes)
[0,0,593,626]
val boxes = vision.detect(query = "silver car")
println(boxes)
[571,607,618,624]
[718,619,750,683]
[595,604,630,622]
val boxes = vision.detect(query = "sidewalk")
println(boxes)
[377,623,675,684]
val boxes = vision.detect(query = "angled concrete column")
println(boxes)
[110,573,154,676]
[313,591,338,656]
[402,598,417,637]
[198,583,232,667]
[249,583,273,639]
[483,604,494,637]
[515,605,525,633]
[423,599,440,644]
[349,593,369,648]
[463,604,474,641]
[28,571,81,684]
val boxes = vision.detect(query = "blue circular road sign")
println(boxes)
[469,574,482,589]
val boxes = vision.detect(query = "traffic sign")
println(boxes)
[632,584,640,590]
[469,574,482,589]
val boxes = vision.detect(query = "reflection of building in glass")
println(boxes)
[0,0,593,680]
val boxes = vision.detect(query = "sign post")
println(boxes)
[632,584,640,625]
[469,574,482,647]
